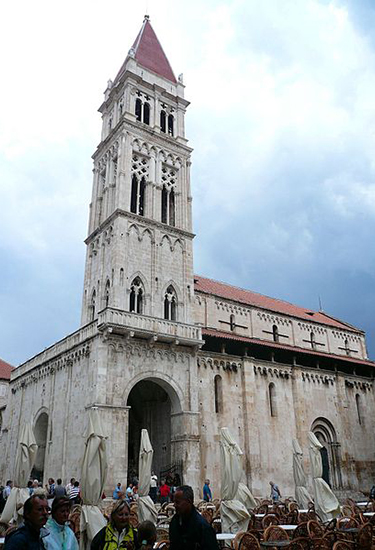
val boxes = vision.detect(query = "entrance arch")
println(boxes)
[32,412,49,481]
[311,417,342,489]
[126,378,182,484]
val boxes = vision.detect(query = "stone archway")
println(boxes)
[126,378,183,484]
[32,412,49,482]
[311,417,342,489]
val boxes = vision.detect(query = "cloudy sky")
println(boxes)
[1,0,375,365]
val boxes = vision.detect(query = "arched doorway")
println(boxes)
[32,412,48,482]
[127,379,180,484]
[311,417,342,489]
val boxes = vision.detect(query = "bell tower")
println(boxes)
[81,17,196,333]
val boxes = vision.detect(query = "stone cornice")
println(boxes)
[197,354,242,373]
[85,209,195,244]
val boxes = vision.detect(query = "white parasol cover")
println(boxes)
[308,431,340,521]
[220,428,250,533]
[138,429,157,523]
[235,482,257,513]
[292,438,313,509]
[0,422,37,524]
[79,409,108,549]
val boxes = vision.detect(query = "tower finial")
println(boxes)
[144,14,150,21]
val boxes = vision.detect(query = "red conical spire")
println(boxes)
[115,17,177,84]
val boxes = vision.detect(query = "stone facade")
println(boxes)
[1,18,375,500]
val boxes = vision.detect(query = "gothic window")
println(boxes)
[105,280,110,308]
[90,290,96,322]
[164,285,177,321]
[356,394,364,425]
[119,101,123,116]
[272,325,279,343]
[120,268,124,286]
[108,117,112,131]
[135,98,142,122]
[214,375,223,413]
[131,155,149,216]
[143,102,150,125]
[230,314,235,332]
[113,156,118,183]
[269,383,277,417]
[160,110,166,133]
[161,166,177,226]
[168,114,174,136]
[129,277,144,314]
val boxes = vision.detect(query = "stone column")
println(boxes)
[171,411,201,500]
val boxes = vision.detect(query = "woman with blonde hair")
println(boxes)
[91,500,138,549]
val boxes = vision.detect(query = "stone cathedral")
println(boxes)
[1,18,375,499]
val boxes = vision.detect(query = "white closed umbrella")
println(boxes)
[138,429,157,523]
[235,482,257,513]
[308,432,340,521]
[1,422,37,524]
[220,428,250,533]
[292,439,313,509]
[79,409,108,549]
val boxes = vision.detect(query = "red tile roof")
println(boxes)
[194,275,361,333]
[202,328,374,367]
[0,358,14,380]
[115,18,177,85]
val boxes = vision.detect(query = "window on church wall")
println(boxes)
[130,277,144,314]
[161,166,177,226]
[356,394,364,425]
[269,383,277,417]
[108,116,112,131]
[143,102,150,125]
[272,325,279,343]
[160,110,166,133]
[112,157,118,184]
[120,268,124,286]
[135,98,142,122]
[214,375,223,413]
[164,285,177,321]
[230,314,235,332]
[161,186,168,223]
[90,290,96,322]
[311,332,316,350]
[168,114,174,136]
[105,280,110,308]
[169,188,175,227]
[345,339,350,356]
[131,155,149,216]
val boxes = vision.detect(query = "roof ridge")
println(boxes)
[194,273,315,312]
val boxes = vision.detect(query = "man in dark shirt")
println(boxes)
[4,494,49,549]
[170,485,219,550]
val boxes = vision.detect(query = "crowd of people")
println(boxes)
[0,475,219,550]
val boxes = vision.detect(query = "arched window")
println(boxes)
[269,383,277,417]
[168,114,174,136]
[356,394,364,425]
[214,375,223,413]
[164,285,177,321]
[129,277,144,314]
[105,280,110,308]
[345,339,350,356]
[161,185,168,223]
[135,98,142,121]
[160,110,166,133]
[108,117,112,131]
[161,185,175,226]
[272,325,279,343]
[143,102,150,125]
[230,314,235,332]
[169,188,175,226]
[90,290,96,322]
[130,175,145,216]
[119,268,124,286]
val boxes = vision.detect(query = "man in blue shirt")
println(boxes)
[203,479,212,502]
[112,482,122,500]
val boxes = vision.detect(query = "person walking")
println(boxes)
[159,480,170,505]
[113,483,122,500]
[269,481,281,503]
[149,472,158,503]
[203,479,212,502]
[54,479,66,498]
